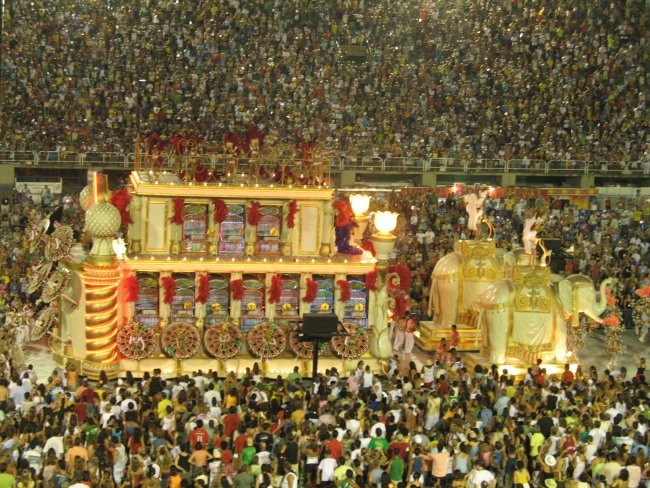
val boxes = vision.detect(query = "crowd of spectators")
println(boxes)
[1,0,648,163]
[0,330,647,488]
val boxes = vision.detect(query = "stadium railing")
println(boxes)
[0,151,647,176]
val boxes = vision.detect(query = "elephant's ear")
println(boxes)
[557,279,573,315]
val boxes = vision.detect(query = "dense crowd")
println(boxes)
[1,0,648,163]
[0,339,648,488]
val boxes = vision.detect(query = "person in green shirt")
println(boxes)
[286,366,301,384]
[241,438,257,466]
[368,432,389,452]
[388,449,405,484]
[0,463,15,488]
[233,465,255,488]
[337,469,359,488]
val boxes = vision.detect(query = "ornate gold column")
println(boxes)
[83,201,122,371]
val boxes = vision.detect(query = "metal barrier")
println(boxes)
[383,157,425,172]
[547,160,588,174]
[0,150,648,179]
[466,158,505,172]
[507,159,547,173]
[425,158,466,172]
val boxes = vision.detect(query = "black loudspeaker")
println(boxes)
[302,313,340,339]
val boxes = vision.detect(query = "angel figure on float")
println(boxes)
[464,185,490,238]
[523,210,546,265]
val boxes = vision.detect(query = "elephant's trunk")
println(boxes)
[588,277,614,322]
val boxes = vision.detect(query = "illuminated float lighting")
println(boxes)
[85,303,118,317]
[101,352,118,364]
[350,194,371,215]
[86,328,118,344]
[374,211,399,235]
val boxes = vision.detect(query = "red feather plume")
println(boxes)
[110,188,133,225]
[388,263,412,293]
[268,275,283,303]
[123,275,139,303]
[337,279,351,302]
[196,274,210,304]
[365,269,379,292]
[603,315,620,326]
[361,239,376,256]
[212,198,229,224]
[287,200,298,228]
[231,279,244,301]
[303,278,318,303]
[161,276,176,304]
[392,294,408,319]
[635,285,650,298]
[332,199,354,227]
[605,288,617,306]
[169,197,185,224]
[247,201,262,226]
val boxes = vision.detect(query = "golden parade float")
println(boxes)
[35,135,412,379]
[419,186,617,377]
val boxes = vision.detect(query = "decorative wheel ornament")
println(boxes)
[247,322,287,359]
[289,331,328,359]
[204,321,243,359]
[116,322,157,360]
[331,322,369,359]
[160,323,201,359]
[30,304,59,341]
[41,267,72,303]
[44,225,75,261]
[28,262,53,294]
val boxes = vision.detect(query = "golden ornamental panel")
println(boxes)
[460,240,498,282]
[513,267,551,313]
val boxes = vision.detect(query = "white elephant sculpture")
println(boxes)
[557,275,616,324]
[428,240,501,327]
[478,272,615,365]
[428,252,464,326]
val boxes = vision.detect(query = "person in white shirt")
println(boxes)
[112,436,128,483]
[345,413,361,438]
[467,463,496,488]
[204,385,221,406]
[317,451,338,483]
[42,427,65,458]
[362,366,374,392]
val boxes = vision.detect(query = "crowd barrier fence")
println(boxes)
[0,151,648,176]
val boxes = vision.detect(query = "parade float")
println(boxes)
[36,137,412,379]
[418,185,618,377]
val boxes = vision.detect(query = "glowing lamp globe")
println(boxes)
[350,194,371,215]
[374,211,398,235]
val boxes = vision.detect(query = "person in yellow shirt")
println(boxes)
[529,425,545,458]
[157,392,173,419]
[512,459,531,485]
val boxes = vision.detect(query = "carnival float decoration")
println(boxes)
[421,185,617,368]
[40,134,404,378]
